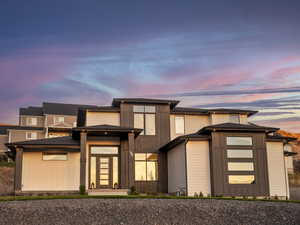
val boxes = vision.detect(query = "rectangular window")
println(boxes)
[135,153,158,181]
[134,113,144,135]
[43,152,67,161]
[91,146,119,155]
[27,117,37,126]
[133,105,156,135]
[228,162,254,171]
[26,132,37,140]
[229,114,240,123]
[228,175,255,184]
[90,157,96,188]
[175,116,185,134]
[145,114,156,135]
[227,149,253,158]
[227,137,253,146]
[55,116,65,123]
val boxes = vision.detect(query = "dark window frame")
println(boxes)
[133,105,156,136]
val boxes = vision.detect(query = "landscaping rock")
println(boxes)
[0,198,300,225]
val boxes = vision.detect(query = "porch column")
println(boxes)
[80,131,87,188]
[128,132,135,188]
[14,147,23,192]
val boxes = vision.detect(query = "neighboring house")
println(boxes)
[5,98,296,199]
[0,102,96,157]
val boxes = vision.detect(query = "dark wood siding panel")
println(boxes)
[15,148,23,192]
[120,103,171,193]
[211,132,269,196]
[135,181,159,193]
[120,139,129,188]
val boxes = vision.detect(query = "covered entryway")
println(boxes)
[89,146,119,189]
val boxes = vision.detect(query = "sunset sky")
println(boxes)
[1,1,300,132]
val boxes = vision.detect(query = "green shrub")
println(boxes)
[199,192,204,198]
[79,185,86,195]
[194,192,198,198]
[129,186,138,195]
[0,161,15,167]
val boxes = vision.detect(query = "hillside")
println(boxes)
[0,167,14,195]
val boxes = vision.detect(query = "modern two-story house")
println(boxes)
[6,98,296,198]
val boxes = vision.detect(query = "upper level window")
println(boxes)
[229,114,240,124]
[55,116,65,124]
[26,132,37,140]
[27,117,37,126]
[226,137,252,146]
[133,105,156,135]
[175,116,185,134]
[43,152,67,161]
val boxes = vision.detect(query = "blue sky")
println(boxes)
[0,0,300,131]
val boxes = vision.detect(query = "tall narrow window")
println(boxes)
[175,116,185,134]
[133,105,156,135]
[135,153,158,181]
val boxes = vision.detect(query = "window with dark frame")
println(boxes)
[134,153,158,181]
[226,136,255,184]
[133,105,156,135]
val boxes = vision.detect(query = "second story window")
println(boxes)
[229,114,240,124]
[26,132,37,140]
[27,117,37,126]
[55,116,65,124]
[133,105,156,135]
[175,116,185,134]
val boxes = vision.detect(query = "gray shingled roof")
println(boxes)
[198,123,279,134]
[171,107,209,115]
[112,98,179,108]
[160,133,210,152]
[43,102,97,116]
[0,125,44,135]
[73,124,142,133]
[19,107,44,116]
[171,107,257,116]
[6,136,79,146]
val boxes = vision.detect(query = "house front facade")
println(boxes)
[6,98,295,198]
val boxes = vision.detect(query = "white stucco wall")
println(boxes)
[284,144,294,174]
[266,142,289,198]
[186,141,211,196]
[170,114,210,140]
[22,152,80,191]
[167,142,187,193]
[211,114,248,125]
[86,112,120,126]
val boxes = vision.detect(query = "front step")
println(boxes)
[88,189,129,196]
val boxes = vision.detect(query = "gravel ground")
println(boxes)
[1,199,300,225]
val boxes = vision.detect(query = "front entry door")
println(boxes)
[89,146,119,190]
[98,157,112,188]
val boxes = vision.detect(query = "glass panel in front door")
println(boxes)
[99,157,110,187]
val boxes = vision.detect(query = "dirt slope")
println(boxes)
[0,167,14,195]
